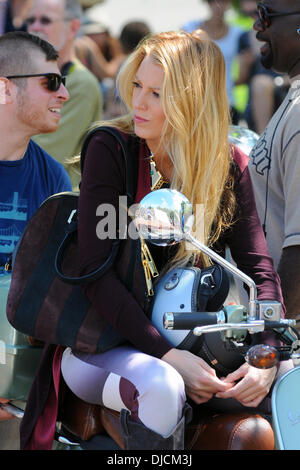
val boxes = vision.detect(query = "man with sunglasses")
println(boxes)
[248,1,300,330]
[27,0,102,189]
[0,31,71,431]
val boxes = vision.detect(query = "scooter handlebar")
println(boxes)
[163,312,296,337]
[163,312,223,330]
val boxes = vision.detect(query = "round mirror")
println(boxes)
[135,189,194,246]
[229,125,259,156]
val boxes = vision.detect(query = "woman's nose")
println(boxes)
[134,90,148,109]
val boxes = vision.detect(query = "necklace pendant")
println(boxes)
[151,174,165,191]
[150,157,167,191]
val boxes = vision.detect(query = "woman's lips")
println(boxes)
[134,115,148,123]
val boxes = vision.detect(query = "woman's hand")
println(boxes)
[162,348,233,404]
[215,362,277,407]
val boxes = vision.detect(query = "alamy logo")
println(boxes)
[95,196,205,249]
[250,130,270,176]
[288,410,300,426]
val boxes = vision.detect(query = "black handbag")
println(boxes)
[6,127,144,353]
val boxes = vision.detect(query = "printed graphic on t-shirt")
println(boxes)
[0,192,27,267]
[250,130,270,176]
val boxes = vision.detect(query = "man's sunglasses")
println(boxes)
[257,3,300,28]
[26,16,62,26]
[5,73,66,92]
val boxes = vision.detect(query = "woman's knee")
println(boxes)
[137,364,186,437]
[141,362,186,409]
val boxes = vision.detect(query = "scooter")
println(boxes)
[1,185,300,450]
[0,127,298,450]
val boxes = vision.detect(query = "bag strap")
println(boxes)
[55,126,139,285]
[197,268,217,311]
[81,125,139,205]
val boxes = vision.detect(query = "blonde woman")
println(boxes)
[21,31,286,450]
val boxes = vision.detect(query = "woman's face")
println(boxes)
[132,55,166,152]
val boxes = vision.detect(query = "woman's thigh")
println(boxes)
[61,345,186,437]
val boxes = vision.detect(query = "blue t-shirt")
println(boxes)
[0,140,72,267]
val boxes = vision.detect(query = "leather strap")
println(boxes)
[55,126,138,285]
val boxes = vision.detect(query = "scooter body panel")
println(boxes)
[272,366,300,450]
[0,273,43,400]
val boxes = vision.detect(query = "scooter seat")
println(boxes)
[60,387,275,450]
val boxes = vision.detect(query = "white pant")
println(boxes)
[61,345,186,437]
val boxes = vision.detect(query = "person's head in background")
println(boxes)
[205,0,232,19]
[239,0,258,21]
[25,0,82,67]
[119,21,151,55]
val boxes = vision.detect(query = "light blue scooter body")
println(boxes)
[272,366,300,450]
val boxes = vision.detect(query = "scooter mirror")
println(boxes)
[136,189,258,314]
[229,125,259,156]
[245,344,279,369]
[135,189,194,246]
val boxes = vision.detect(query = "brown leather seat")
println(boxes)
[184,406,275,450]
[61,389,275,450]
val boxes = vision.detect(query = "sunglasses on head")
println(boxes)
[5,73,66,92]
[257,3,300,28]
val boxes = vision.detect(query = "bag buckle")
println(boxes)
[68,209,77,224]
[201,272,215,289]
[4,259,12,272]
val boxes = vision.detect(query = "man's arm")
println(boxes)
[277,245,300,320]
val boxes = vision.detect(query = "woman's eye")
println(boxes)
[132,81,141,88]
[152,91,160,98]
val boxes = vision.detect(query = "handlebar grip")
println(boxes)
[163,312,219,330]
[278,351,293,362]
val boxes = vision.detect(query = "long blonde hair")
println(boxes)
[91,30,235,266]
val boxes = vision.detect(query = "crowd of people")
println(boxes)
[0,0,299,451]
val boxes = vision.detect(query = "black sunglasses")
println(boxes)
[5,73,66,92]
[26,16,60,26]
[257,3,300,28]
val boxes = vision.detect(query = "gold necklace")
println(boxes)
[149,153,168,191]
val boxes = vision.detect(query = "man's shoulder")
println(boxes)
[27,140,72,190]
[27,140,68,173]
[266,86,300,140]
[65,59,101,106]
[67,58,100,88]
